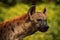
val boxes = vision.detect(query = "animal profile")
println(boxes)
[0,5,49,40]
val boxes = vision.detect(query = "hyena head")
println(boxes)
[27,5,49,32]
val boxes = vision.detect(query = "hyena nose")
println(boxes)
[38,25,49,32]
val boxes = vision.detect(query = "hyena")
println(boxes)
[0,5,49,40]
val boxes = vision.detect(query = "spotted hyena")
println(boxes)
[0,5,49,40]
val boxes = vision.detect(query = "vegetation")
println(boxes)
[0,0,60,40]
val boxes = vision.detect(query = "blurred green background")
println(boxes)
[0,0,60,40]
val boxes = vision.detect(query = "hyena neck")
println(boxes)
[0,14,37,40]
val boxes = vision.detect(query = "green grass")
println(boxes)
[0,4,29,22]
[0,3,60,40]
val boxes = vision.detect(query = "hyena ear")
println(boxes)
[43,8,46,14]
[28,5,35,15]
[27,5,35,21]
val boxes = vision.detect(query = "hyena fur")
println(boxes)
[0,5,49,40]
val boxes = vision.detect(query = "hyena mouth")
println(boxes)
[38,26,49,32]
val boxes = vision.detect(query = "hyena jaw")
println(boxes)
[0,5,49,40]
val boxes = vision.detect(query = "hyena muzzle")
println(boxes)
[0,5,49,40]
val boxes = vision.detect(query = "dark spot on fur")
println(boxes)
[4,25,6,28]
[37,19,42,21]
[8,27,10,31]
[0,29,5,34]
[8,23,11,26]
[14,33,25,39]
[16,34,21,38]
[11,27,14,32]
[0,29,2,33]
[17,22,20,26]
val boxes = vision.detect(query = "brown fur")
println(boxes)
[0,5,49,40]
[0,14,29,40]
[0,14,28,27]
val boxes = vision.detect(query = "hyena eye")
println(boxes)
[37,19,42,21]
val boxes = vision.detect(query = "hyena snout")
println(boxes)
[38,24,49,32]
